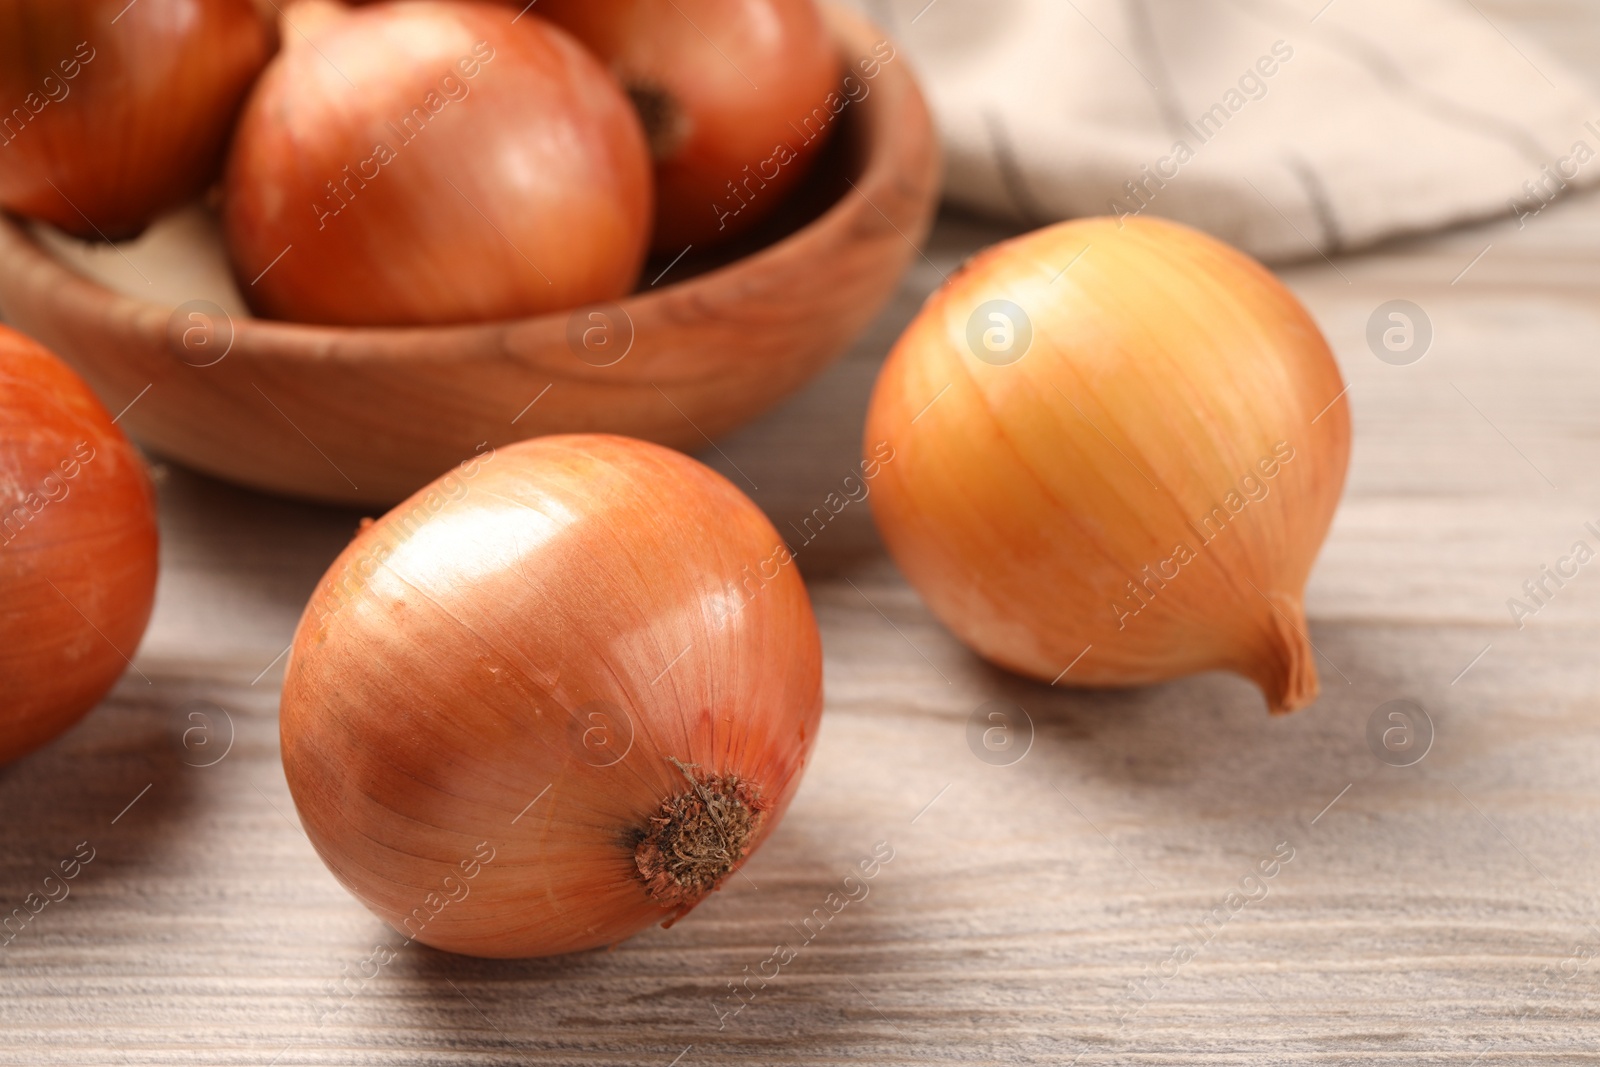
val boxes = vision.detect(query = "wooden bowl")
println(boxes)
[0,5,938,506]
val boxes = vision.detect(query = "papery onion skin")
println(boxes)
[280,435,823,958]
[537,0,841,252]
[864,217,1351,715]
[0,0,270,240]
[223,0,653,326]
[0,326,159,763]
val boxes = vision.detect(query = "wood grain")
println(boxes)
[3,4,1600,1065]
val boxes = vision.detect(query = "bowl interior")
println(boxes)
[27,80,872,321]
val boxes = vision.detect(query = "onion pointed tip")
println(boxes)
[1252,594,1321,716]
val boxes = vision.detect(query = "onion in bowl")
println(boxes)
[223,0,654,327]
[0,0,270,240]
[538,0,842,252]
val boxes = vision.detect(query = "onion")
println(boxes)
[0,326,159,764]
[864,217,1351,714]
[538,0,841,252]
[223,0,653,326]
[0,0,270,240]
[280,434,822,957]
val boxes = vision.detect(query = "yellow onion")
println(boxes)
[864,217,1351,714]
[224,0,653,326]
[280,434,822,957]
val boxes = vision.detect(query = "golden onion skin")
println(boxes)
[0,0,270,239]
[0,326,159,762]
[224,1,654,326]
[864,216,1351,714]
[280,435,823,957]
[537,0,842,252]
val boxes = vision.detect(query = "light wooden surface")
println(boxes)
[6,6,1600,1065]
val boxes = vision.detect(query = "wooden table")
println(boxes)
[6,5,1600,1063]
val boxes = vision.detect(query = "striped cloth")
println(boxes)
[847,0,1600,260]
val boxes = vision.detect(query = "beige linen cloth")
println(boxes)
[846,0,1600,260]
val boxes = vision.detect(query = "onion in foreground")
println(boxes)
[280,435,822,957]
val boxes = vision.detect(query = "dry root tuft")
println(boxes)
[634,758,766,915]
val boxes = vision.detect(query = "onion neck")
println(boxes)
[1246,592,1320,715]
[633,759,767,918]
[624,81,689,161]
